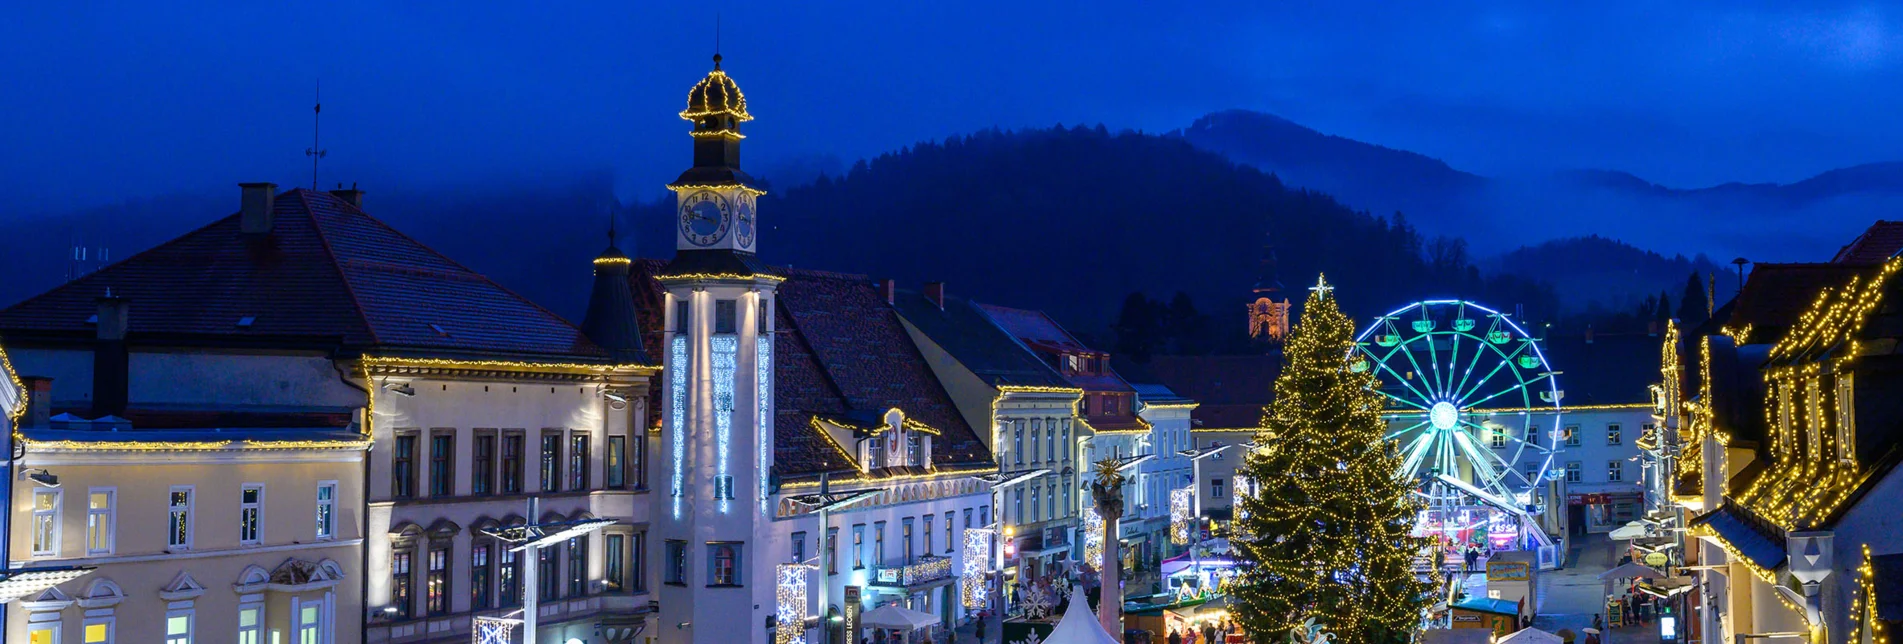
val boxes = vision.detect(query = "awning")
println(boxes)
[1024,543,1071,558]
[1608,521,1648,540]
[1691,506,1787,571]
[1495,628,1564,644]
[0,566,94,603]
[861,604,940,630]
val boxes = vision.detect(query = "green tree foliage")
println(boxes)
[1230,278,1431,642]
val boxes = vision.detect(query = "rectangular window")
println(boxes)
[945,511,955,553]
[1526,465,1540,483]
[87,488,114,555]
[1061,422,1071,461]
[568,536,588,597]
[31,624,61,644]
[708,542,742,586]
[631,532,647,592]
[1607,424,1622,446]
[541,432,562,492]
[903,518,915,564]
[715,299,738,334]
[32,489,58,556]
[538,546,559,600]
[84,618,113,644]
[392,550,413,619]
[1491,428,1508,448]
[473,433,496,495]
[472,542,493,609]
[980,505,988,527]
[316,482,336,540]
[874,521,886,565]
[429,433,454,497]
[1608,460,1624,482]
[237,606,260,644]
[165,610,193,644]
[853,525,866,569]
[634,428,649,490]
[606,533,626,591]
[666,540,688,585]
[570,433,590,491]
[392,434,417,498]
[965,508,973,530]
[1565,461,1582,483]
[1030,419,1042,463]
[1105,395,1119,414]
[791,531,807,564]
[239,484,263,545]
[827,527,839,574]
[500,548,520,607]
[1564,425,1581,447]
[608,435,628,489]
[1211,478,1226,498]
[1013,421,1024,465]
[168,486,193,549]
[674,300,690,332]
[922,515,933,557]
[1030,487,1040,522]
[1047,426,1056,464]
[1015,489,1025,524]
[427,544,450,615]
[502,432,525,494]
[907,434,922,467]
[1063,486,1072,519]
[296,600,323,644]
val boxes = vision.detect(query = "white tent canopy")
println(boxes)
[1043,588,1120,644]
[1495,627,1564,644]
[861,604,940,630]
[1608,521,1648,540]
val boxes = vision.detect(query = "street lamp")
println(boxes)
[785,474,884,644]
[973,469,1051,623]
[478,498,616,644]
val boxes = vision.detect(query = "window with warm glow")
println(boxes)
[87,489,113,555]
[32,489,59,556]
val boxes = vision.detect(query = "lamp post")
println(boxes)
[785,473,884,644]
[973,468,1050,632]
[478,498,616,644]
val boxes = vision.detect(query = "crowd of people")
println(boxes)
[1164,619,1239,644]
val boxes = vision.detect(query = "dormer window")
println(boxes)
[907,434,923,467]
[865,436,885,470]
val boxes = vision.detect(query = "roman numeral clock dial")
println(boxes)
[679,190,732,246]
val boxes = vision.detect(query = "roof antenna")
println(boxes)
[305,80,327,190]
[606,199,618,248]
[714,13,722,69]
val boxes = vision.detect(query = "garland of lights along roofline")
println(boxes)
[1229,275,1433,642]
[1732,257,1900,530]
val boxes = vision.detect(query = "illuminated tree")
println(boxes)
[1230,276,1432,642]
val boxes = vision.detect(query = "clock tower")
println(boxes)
[655,54,781,644]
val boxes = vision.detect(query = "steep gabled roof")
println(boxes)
[1832,220,1903,265]
[976,303,1135,394]
[629,261,991,479]
[0,189,610,362]
[1717,263,1863,341]
[891,291,1070,390]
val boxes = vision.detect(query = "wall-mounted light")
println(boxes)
[383,383,416,397]
[20,468,58,488]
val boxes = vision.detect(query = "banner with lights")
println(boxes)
[1171,486,1196,545]
[776,563,817,644]
[1082,506,1104,569]
[962,528,995,609]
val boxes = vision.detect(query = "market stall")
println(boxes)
[860,603,941,644]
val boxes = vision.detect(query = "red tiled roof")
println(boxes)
[629,260,991,478]
[1833,221,1903,265]
[1727,263,1862,335]
[0,189,608,361]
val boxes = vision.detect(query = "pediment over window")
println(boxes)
[160,571,205,601]
[78,578,125,609]
[20,585,74,613]
[233,565,271,594]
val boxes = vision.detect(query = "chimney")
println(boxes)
[924,282,946,309]
[240,182,278,234]
[21,376,51,429]
[329,182,364,209]
[880,279,896,305]
[1584,324,1595,344]
[92,295,129,416]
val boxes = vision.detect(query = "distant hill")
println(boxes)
[1484,235,1728,316]
[1176,109,1903,264]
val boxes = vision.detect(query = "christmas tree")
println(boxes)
[1230,276,1432,642]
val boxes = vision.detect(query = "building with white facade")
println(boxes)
[1520,333,1657,538]
[892,286,1084,601]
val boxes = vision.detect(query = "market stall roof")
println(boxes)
[861,604,939,630]
[1496,628,1564,644]
[1608,521,1647,540]
[1598,562,1666,581]
[1044,588,1120,644]
[1451,596,1520,616]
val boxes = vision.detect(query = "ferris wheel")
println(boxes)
[1351,299,1563,514]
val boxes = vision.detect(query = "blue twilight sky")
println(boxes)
[4,1,1901,213]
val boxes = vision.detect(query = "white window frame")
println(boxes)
[239,483,265,545]
[82,615,114,644]
[1565,462,1582,483]
[293,594,329,644]
[237,602,263,644]
[165,607,194,644]
[32,488,61,557]
[30,622,61,644]
[316,481,338,541]
[1607,460,1623,482]
[87,487,116,556]
[169,485,195,550]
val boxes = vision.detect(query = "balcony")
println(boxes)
[870,555,954,589]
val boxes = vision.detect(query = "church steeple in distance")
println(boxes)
[1248,232,1292,347]
[579,209,647,363]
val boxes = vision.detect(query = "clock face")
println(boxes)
[678,191,731,246]
[734,197,756,249]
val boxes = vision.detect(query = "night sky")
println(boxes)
[5,2,1900,214]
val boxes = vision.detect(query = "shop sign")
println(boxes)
[843,586,862,639]
[1644,551,1670,567]
[1486,561,1530,582]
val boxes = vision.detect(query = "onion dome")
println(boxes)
[680,54,752,123]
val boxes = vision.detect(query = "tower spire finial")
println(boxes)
[304,80,327,190]
[713,13,722,69]
[607,201,618,246]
